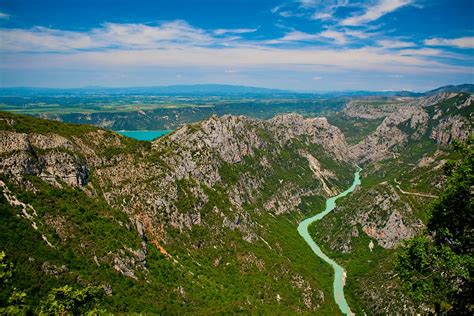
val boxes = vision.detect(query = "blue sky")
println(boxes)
[0,0,472,91]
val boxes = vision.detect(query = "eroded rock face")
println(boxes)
[0,131,30,153]
[343,99,409,119]
[269,114,349,160]
[39,151,88,186]
[349,106,425,164]
[350,93,472,164]
[0,131,89,187]
[29,133,74,151]
[431,116,472,145]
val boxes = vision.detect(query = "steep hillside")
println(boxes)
[0,111,353,313]
[311,92,473,314]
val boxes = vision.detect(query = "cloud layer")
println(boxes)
[0,0,472,90]
[0,21,470,78]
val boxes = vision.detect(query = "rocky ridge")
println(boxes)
[0,110,354,313]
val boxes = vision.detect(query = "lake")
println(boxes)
[117,130,172,141]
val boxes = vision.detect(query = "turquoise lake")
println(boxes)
[117,130,172,141]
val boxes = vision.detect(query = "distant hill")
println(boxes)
[0,83,472,97]
[317,90,422,97]
[0,84,291,96]
[424,83,474,95]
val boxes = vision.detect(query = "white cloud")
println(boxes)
[399,48,448,56]
[271,5,283,14]
[341,0,413,26]
[343,29,372,39]
[278,11,305,18]
[319,30,347,44]
[313,76,323,80]
[0,26,99,51]
[2,44,469,76]
[299,0,317,9]
[312,12,332,20]
[273,29,347,45]
[0,21,218,52]
[96,21,213,47]
[213,28,258,36]
[0,12,9,20]
[278,31,321,42]
[424,37,474,49]
[377,39,416,49]
[310,0,350,21]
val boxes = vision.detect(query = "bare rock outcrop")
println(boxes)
[431,116,472,145]
[0,131,89,187]
[342,98,408,119]
[350,93,472,164]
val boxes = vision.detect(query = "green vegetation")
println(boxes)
[0,95,345,130]
[395,138,473,314]
[1,251,104,315]
[40,284,104,315]
[0,110,98,137]
[326,114,384,145]
[0,251,28,315]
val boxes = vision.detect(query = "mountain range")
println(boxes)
[0,91,472,314]
[0,83,472,97]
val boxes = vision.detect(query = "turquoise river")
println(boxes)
[298,168,361,316]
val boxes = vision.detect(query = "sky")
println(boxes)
[0,0,473,91]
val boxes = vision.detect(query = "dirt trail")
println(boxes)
[394,179,438,198]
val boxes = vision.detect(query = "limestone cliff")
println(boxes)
[350,93,473,164]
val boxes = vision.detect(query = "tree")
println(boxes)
[40,284,104,315]
[1,250,105,315]
[0,251,29,315]
[395,137,473,314]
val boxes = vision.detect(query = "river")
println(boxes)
[297,168,361,316]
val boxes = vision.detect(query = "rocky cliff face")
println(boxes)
[321,93,472,254]
[342,98,410,119]
[350,93,473,164]
[0,130,88,187]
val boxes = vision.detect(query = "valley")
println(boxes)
[0,90,472,314]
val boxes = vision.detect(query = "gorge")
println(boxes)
[0,92,472,314]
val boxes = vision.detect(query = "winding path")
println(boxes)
[394,178,438,198]
[298,168,361,316]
